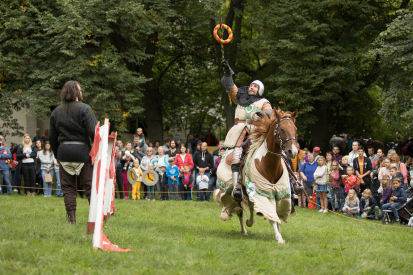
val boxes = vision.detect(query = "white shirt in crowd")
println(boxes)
[22,147,34,163]
[348,151,367,167]
[197,174,209,190]
[313,165,328,185]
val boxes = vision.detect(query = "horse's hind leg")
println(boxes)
[238,212,248,236]
[269,220,285,244]
[246,200,255,227]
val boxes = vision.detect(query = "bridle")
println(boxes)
[264,117,296,157]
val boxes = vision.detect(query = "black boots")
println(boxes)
[67,210,76,225]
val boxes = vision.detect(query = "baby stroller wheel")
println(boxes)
[382,212,394,225]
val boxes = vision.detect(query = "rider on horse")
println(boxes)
[221,62,304,202]
[221,61,273,201]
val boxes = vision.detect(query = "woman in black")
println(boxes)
[16,134,38,196]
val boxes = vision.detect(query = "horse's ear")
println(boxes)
[274,108,282,120]
[291,109,298,121]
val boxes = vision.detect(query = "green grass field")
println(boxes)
[1,195,412,274]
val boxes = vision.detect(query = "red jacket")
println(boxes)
[174,153,194,170]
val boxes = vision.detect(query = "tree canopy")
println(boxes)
[1,0,412,150]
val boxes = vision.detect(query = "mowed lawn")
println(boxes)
[1,195,412,274]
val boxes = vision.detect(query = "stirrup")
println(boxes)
[231,187,243,203]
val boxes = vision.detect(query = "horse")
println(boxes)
[214,108,298,243]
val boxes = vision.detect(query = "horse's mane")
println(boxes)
[249,108,296,151]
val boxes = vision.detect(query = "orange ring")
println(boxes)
[213,24,233,44]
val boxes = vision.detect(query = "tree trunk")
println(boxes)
[140,32,164,143]
[311,101,330,153]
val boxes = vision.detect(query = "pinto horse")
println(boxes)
[214,108,298,243]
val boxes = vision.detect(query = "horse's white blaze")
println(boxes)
[255,140,268,161]
[291,143,298,156]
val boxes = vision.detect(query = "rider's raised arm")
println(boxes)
[221,61,238,105]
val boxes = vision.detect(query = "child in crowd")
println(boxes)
[314,156,328,213]
[131,159,142,200]
[136,128,145,143]
[197,168,209,201]
[296,172,306,208]
[343,189,360,217]
[358,189,380,220]
[146,163,156,201]
[157,164,169,201]
[339,156,349,208]
[329,160,341,212]
[179,165,193,200]
[380,175,392,205]
[166,158,180,201]
[381,178,407,222]
[390,166,403,182]
[343,166,360,194]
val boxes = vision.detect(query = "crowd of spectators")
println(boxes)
[296,138,412,223]
[2,128,413,225]
[0,127,225,203]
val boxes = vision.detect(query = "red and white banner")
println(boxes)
[87,119,132,252]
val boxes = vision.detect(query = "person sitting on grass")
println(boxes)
[197,168,209,201]
[380,175,392,205]
[146,163,156,201]
[179,165,193,201]
[343,189,360,217]
[131,159,142,200]
[357,189,380,220]
[343,166,360,195]
[313,156,328,213]
[166,158,180,201]
[381,178,406,223]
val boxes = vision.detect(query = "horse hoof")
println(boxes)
[246,219,254,227]
[277,239,285,244]
[241,231,248,236]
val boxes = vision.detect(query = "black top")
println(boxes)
[338,165,348,187]
[193,150,214,173]
[49,101,98,163]
[353,157,372,185]
[236,86,264,107]
[166,148,178,158]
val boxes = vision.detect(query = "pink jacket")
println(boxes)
[329,170,340,188]
[398,162,408,184]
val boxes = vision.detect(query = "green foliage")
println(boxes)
[371,9,413,137]
[1,195,413,273]
[0,0,152,134]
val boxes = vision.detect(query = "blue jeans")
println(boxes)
[207,175,217,201]
[55,171,63,197]
[339,186,346,209]
[41,170,54,197]
[0,169,12,195]
[147,185,155,199]
[382,202,405,220]
[403,184,408,191]
[196,172,210,200]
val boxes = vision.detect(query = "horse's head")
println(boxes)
[272,108,298,159]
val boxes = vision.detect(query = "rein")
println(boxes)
[265,117,296,156]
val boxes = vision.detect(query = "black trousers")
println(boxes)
[21,163,36,193]
[36,172,43,194]
[115,165,124,199]
[60,163,92,211]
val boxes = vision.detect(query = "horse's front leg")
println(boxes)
[269,220,285,244]
[237,212,248,236]
[246,200,255,227]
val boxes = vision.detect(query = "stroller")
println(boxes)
[382,196,413,225]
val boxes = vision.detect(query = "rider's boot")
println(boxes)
[231,147,244,202]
